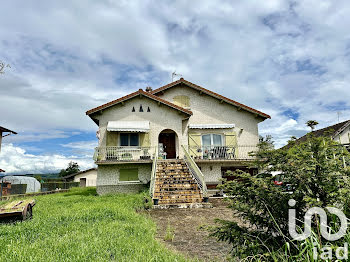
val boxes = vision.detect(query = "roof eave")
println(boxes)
[86,90,192,117]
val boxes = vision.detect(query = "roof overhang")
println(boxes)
[189,124,235,129]
[107,121,150,132]
[0,126,17,136]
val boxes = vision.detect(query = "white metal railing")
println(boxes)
[182,145,208,197]
[149,146,158,197]
[187,145,258,160]
[93,146,155,162]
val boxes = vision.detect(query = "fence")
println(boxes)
[0,181,79,197]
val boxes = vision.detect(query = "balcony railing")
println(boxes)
[187,145,258,160]
[94,146,155,162]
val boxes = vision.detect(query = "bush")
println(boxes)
[212,135,350,259]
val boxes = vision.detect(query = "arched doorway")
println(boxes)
[158,129,177,159]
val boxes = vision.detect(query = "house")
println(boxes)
[286,120,350,151]
[86,78,270,204]
[63,168,97,187]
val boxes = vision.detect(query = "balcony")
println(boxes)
[94,146,155,163]
[186,145,258,161]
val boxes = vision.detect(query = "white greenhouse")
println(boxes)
[2,176,41,193]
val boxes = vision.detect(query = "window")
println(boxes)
[119,169,139,181]
[202,134,223,147]
[120,133,139,146]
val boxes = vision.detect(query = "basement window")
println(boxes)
[119,168,139,181]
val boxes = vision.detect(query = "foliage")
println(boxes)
[305,120,319,131]
[164,220,175,242]
[212,135,350,259]
[59,161,80,177]
[0,189,190,262]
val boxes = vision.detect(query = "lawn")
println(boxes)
[0,188,191,262]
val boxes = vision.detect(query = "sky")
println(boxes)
[1,0,350,174]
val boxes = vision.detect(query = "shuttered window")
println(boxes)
[119,169,139,181]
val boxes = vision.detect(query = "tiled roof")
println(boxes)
[0,169,5,172]
[151,78,271,119]
[284,120,350,148]
[86,89,193,116]
[63,168,97,179]
[0,126,17,134]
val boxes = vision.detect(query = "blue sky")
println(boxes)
[1,0,350,174]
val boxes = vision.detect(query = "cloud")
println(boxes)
[0,144,95,175]
[0,0,350,163]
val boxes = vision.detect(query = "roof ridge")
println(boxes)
[151,78,270,119]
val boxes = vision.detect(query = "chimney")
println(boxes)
[145,86,153,92]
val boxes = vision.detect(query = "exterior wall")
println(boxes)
[198,163,222,182]
[97,163,152,195]
[333,125,350,145]
[198,162,255,183]
[73,169,97,186]
[97,183,147,195]
[95,96,188,158]
[156,86,262,146]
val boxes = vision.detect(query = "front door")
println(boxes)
[159,133,176,159]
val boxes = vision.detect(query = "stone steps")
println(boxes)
[153,160,203,205]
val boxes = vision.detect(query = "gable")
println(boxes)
[152,78,270,119]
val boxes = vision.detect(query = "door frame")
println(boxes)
[158,129,178,159]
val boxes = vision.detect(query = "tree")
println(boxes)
[59,161,80,177]
[306,120,319,131]
[212,135,350,258]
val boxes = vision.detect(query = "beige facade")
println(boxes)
[86,79,270,195]
[73,169,97,187]
[95,97,188,158]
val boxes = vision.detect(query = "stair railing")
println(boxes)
[181,145,208,197]
[149,146,158,197]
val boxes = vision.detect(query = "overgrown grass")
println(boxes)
[0,188,191,262]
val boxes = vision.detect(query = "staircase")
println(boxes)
[153,160,203,205]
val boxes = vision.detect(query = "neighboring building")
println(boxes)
[0,126,17,153]
[86,78,270,202]
[286,120,350,150]
[63,168,97,187]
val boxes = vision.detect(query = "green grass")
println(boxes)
[0,188,191,262]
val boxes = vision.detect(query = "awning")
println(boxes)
[189,124,235,129]
[107,121,150,132]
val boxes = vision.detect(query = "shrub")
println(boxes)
[212,135,350,259]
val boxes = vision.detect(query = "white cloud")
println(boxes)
[0,144,95,175]
[0,0,349,158]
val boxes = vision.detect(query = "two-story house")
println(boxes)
[86,78,270,205]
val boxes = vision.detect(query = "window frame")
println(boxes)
[201,133,224,147]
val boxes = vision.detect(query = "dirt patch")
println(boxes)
[146,199,240,261]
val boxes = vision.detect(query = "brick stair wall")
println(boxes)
[153,160,203,204]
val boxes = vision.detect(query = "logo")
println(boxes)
[288,199,349,260]
[288,199,347,241]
